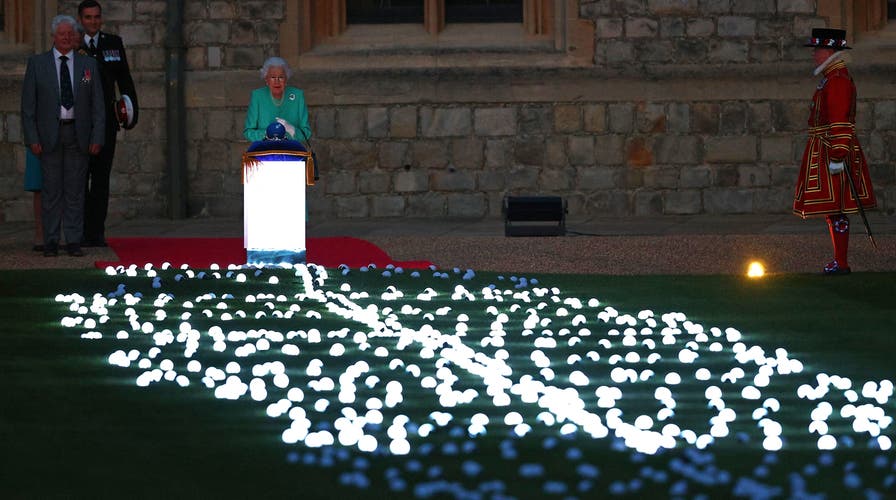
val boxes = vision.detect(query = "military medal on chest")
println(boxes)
[103,49,121,62]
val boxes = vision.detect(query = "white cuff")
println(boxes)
[828,161,844,174]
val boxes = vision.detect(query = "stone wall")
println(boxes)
[583,0,822,67]
[299,68,896,219]
[0,0,894,223]
[56,0,287,72]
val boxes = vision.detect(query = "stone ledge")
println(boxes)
[2,59,894,110]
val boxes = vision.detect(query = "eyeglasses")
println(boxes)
[267,75,286,81]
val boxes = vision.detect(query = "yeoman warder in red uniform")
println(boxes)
[792,28,876,275]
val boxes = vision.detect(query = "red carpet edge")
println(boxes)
[95,236,432,270]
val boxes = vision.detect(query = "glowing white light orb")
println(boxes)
[695,434,714,449]
[818,435,837,450]
[108,350,129,367]
[358,435,378,452]
[710,424,729,438]
[654,387,672,400]
[273,373,289,388]
[569,371,589,386]
[762,436,784,451]
[725,328,742,342]
[610,368,628,384]
[678,349,698,363]
[808,421,828,435]
[389,439,411,455]
[742,386,761,400]
[287,387,304,402]
[634,415,653,430]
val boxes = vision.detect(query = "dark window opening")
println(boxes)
[445,0,522,23]
[346,0,424,24]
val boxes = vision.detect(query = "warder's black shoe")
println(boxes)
[823,259,851,275]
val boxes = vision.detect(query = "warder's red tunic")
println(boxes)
[792,59,876,217]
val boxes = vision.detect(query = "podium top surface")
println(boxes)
[247,139,308,153]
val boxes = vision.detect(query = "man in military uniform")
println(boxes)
[792,28,876,275]
[78,0,138,247]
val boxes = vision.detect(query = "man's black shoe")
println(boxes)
[66,243,84,257]
[82,238,108,248]
[43,244,59,257]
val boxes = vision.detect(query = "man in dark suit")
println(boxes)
[21,15,105,257]
[78,0,139,247]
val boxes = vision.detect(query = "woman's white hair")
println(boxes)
[51,14,78,35]
[259,57,294,80]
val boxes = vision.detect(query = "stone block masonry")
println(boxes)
[1,80,894,221]
[292,89,893,219]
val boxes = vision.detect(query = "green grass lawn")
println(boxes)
[1,267,894,499]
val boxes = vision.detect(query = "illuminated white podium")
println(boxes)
[242,143,314,266]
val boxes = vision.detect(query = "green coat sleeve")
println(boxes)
[293,90,312,142]
[243,88,266,142]
[278,88,311,142]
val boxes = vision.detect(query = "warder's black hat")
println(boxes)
[805,28,851,50]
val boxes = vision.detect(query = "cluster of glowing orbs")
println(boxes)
[63,260,896,470]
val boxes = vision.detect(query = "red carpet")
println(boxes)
[95,237,432,270]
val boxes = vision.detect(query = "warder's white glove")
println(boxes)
[275,117,296,138]
[828,161,844,174]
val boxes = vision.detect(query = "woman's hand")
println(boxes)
[275,117,296,138]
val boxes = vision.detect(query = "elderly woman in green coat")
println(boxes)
[243,57,312,143]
